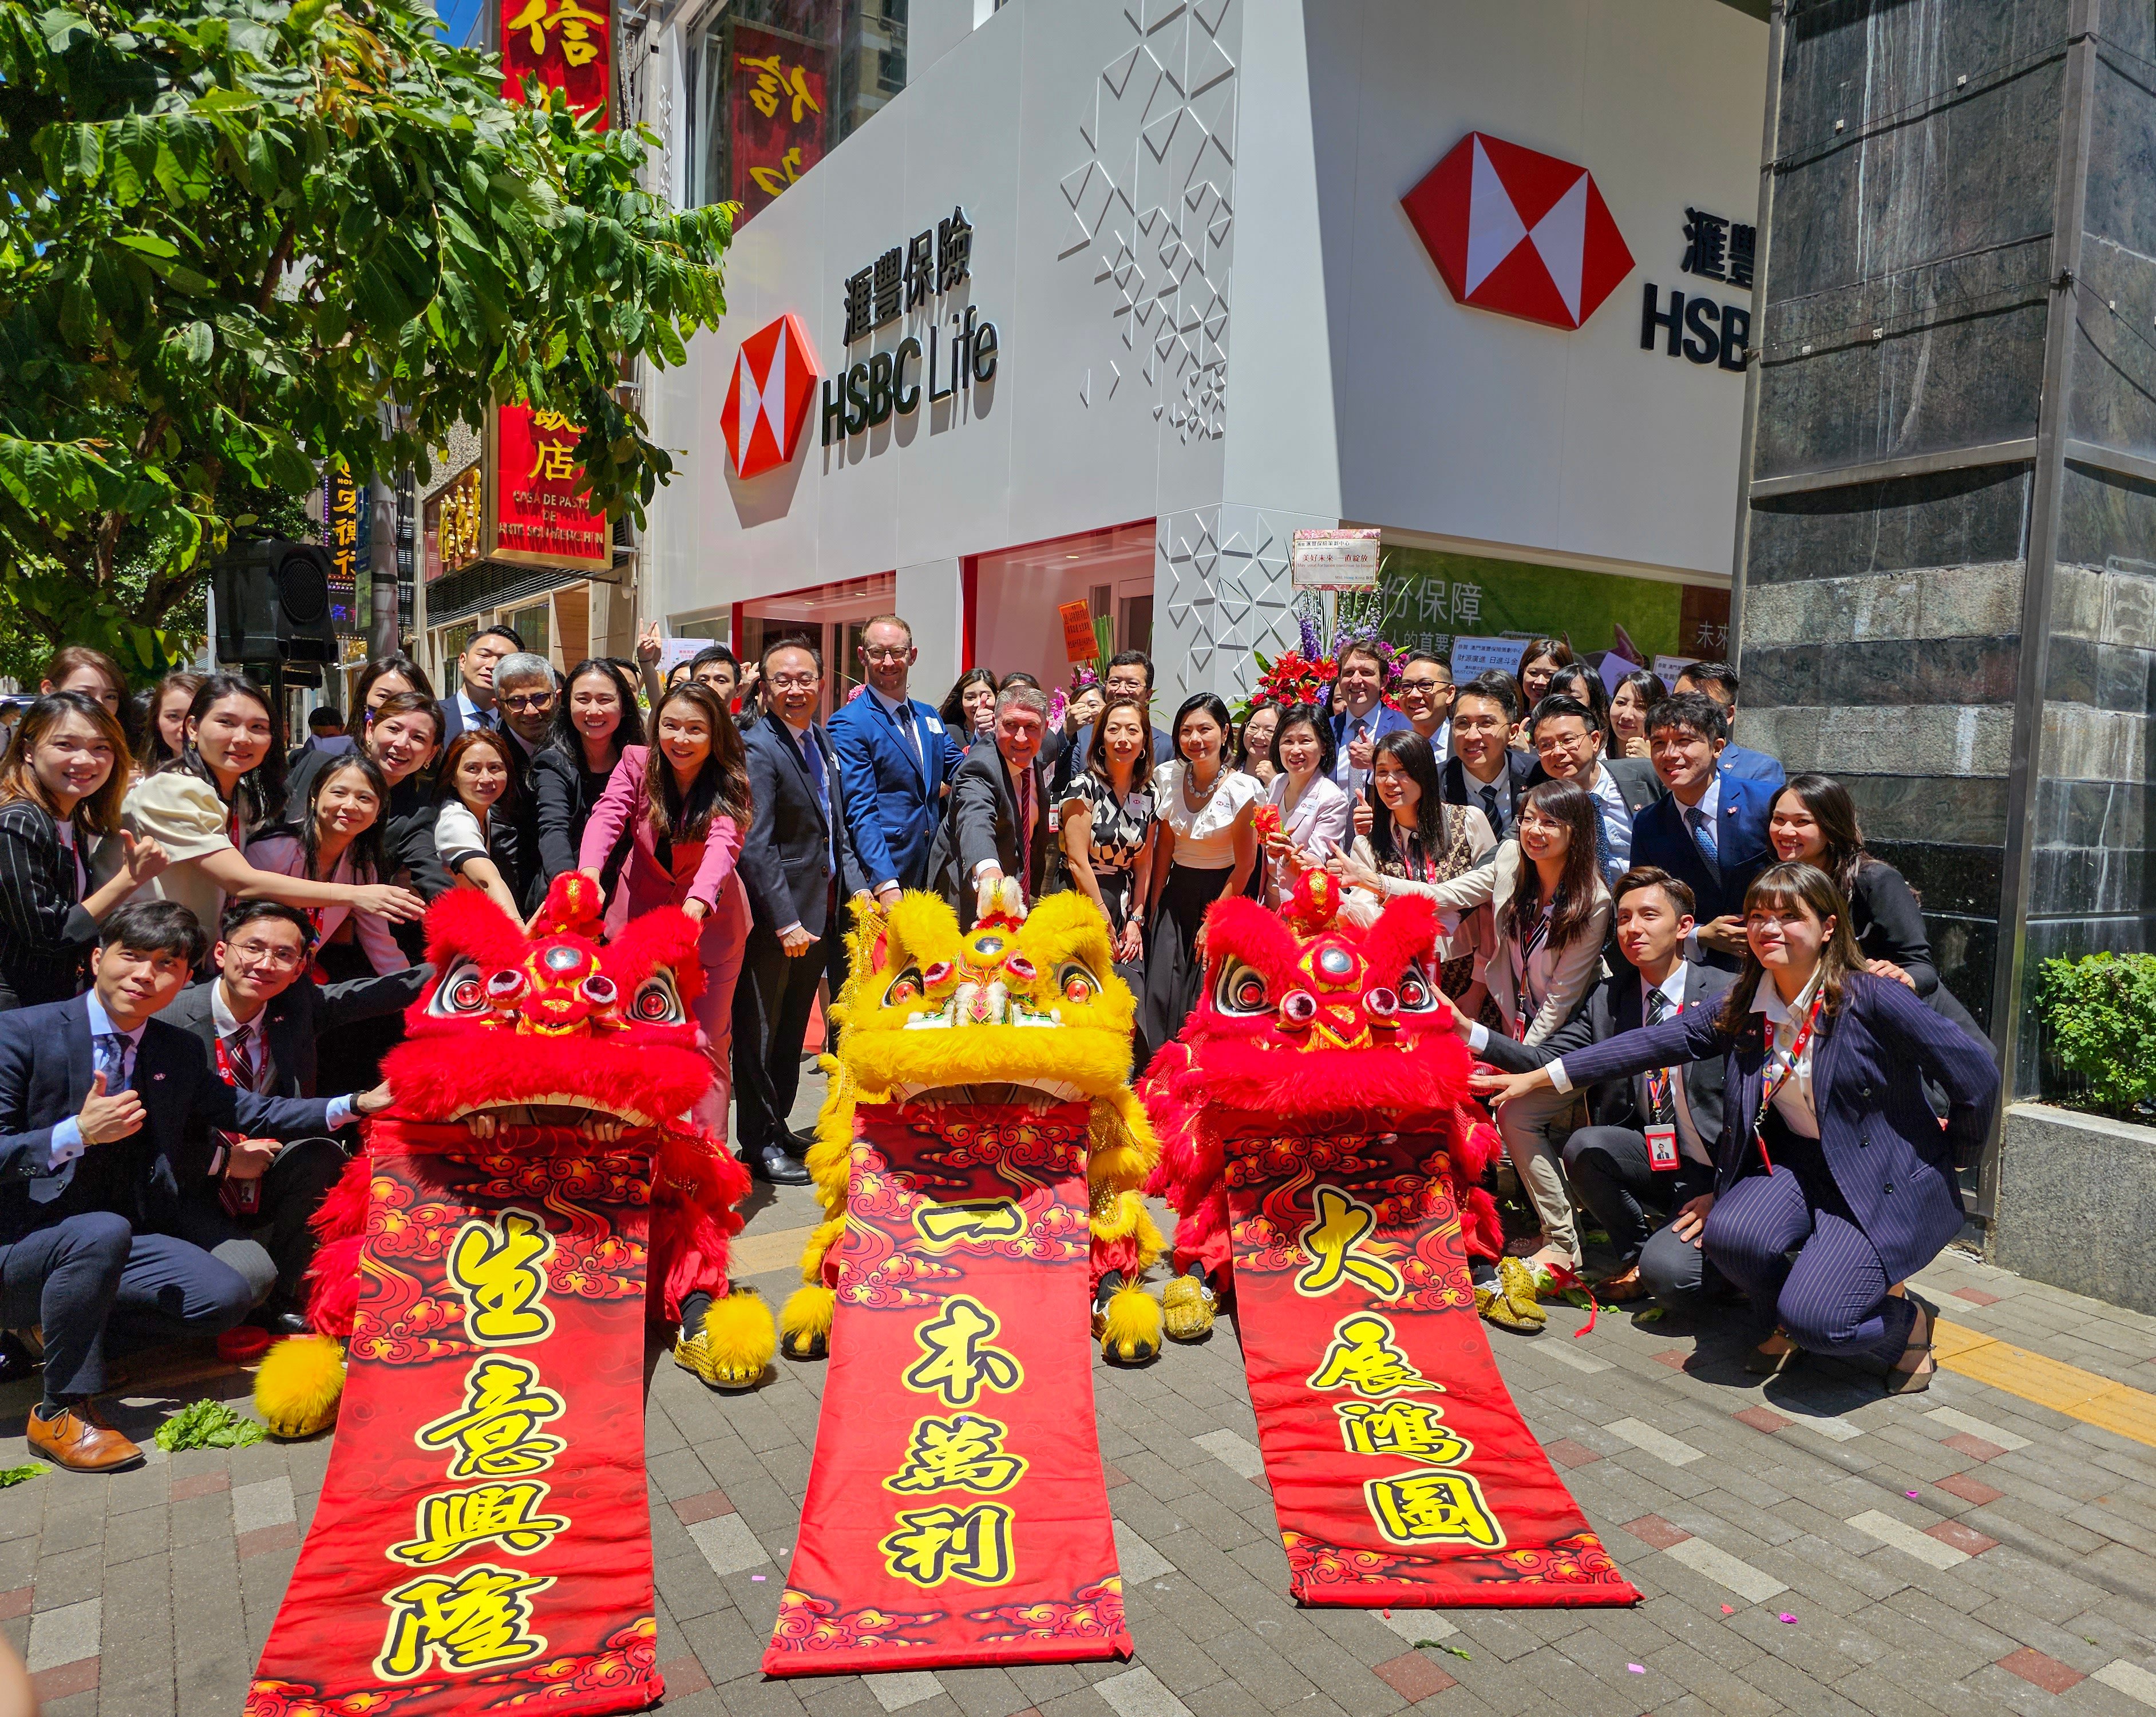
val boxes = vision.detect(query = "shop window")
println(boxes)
[685,0,908,224]
[1118,592,1153,660]
[972,522,1155,701]
[506,602,551,662]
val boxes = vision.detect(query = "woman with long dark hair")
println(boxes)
[37,645,124,717]
[247,754,409,976]
[1516,638,1576,723]
[136,671,204,775]
[1336,777,1609,1270]
[1139,693,1260,1067]
[113,673,425,937]
[1339,728,1493,994]
[1544,662,1612,740]
[0,694,171,1010]
[1059,695,1157,984]
[1475,862,1997,1390]
[1259,703,1350,905]
[533,658,646,889]
[1608,668,1666,760]
[580,682,752,1138]
[939,668,999,751]
[430,729,527,919]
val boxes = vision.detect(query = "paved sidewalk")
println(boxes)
[4,1077,2155,1717]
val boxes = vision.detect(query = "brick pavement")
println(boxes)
[4,1073,2155,1717]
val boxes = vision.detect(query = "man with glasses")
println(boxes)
[159,903,426,1331]
[488,653,559,912]
[440,625,523,742]
[1063,651,1170,774]
[1395,651,1455,756]
[1526,695,1660,884]
[829,615,966,905]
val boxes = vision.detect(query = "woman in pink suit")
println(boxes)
[580,682,752,1138]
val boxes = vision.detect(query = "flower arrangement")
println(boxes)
[1236,592,1403,721]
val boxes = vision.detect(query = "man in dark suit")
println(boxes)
[1463,868,1735,1308]
[1063,652,1172,775]
[735,640,869,1185]
[159,903,426,1325]
[437,625,523,743]
[928,686,1053,930]
[1525,695,1661,884]
[1331,642,1412,796]
[1628,691,1778,967]
[829,615,968,905]
[1438,679,1535,838]
[0,902,392,1470]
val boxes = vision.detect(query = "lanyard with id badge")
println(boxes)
[210,1031,264,1219]
[1749,990,1824,1176]
[1643,1064,1680,1171]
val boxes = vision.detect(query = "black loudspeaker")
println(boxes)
[212,539,338,665]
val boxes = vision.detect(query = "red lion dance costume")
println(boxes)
[247,875,772,1716]
[1138,872,1636,1607]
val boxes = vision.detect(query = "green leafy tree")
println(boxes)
[0,0,732,679]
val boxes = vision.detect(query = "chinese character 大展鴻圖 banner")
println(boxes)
[247,1117,661,1716]
[1227,1130,1639,1607]
[765,1103,1130,1676]
[500,0,611,122]
[730,23,826,220]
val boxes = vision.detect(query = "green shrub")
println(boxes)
[2036,952,2156,1119]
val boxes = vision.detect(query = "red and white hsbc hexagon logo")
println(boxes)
[1402,132,1634,331]
[722,313,820,480]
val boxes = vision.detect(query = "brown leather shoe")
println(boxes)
[27,1402,144,1473]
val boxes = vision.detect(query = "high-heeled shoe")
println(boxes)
[1884,1296,1937,1395]
[1742,1331,1802,1376]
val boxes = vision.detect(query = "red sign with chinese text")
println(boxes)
[486,403,613,572]
[765,1103,1131,1676]
[500,0,611,124]
[1227,1130,1640,1607]
[730,23,826,221]
[247,1118,663,1716]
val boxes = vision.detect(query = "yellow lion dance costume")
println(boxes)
[779,883,1168,1364]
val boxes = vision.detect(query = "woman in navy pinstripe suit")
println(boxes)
[1473,861,1998,1393]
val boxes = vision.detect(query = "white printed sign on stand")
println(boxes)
[1652,655,1698,689]
[1290,529,1382,591]
[1449,636,1529,681]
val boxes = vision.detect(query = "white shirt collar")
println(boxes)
[1648,963,1687,1009]
[871,687,911,719]
[457,689,489,723]
[83,988,146,1046]
[1753,968,1823,1026]
[1692,767,1723,824]
[209,979,263,1039]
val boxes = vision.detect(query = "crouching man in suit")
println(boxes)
[1457,867,1734,1309]
[156,901,427,1331]
[927,685,1053,930]
[0,901,393,1470]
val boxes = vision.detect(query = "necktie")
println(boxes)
[1687,805,1719,879]
[1479,782,1501,833]
[226,1026,260,1094]
[800,729,833,877]
[895,701,923,773]
[1644,986,1678,1126]
[1592,794,1615,880]
[1016,768,1037,900]
[94,1031,126,1094]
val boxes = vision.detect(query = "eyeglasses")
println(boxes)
[501,693,556,713]
[861,646,910,663]
[1398,676,1447,693]
[228,940,305,968]
[768,673,819,690]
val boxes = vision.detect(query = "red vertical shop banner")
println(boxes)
[248,1119,663,1717]
[485,404,613,572]
[765,1103,1131,1677]
[500,0,612,124]
[1226,1130,1641,1608]
[730,23,826,220]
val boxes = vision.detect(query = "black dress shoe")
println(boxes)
[786,1128,821,1159]
[749,1144,811,1185]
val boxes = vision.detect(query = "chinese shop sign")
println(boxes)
[321,469,363,635]
[732,23,826,220]
[500,0,611,125]
[1290,528,1382,592]
[766,1104,1129,1675]
[248,1118,664,1715]
[821,207,1001,446]
[483,406,614,572]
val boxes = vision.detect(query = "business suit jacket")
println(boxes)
[1439,750,1537,838]
[1331,704,1412,788]
[1716,741,1784,786]
[1474,958,1735,1142]
[1627,772,1778,925]
[829,691,966,895]
[0,996,336,1245]
[531,746,621,887]
[1524,755,1662,817]
[1556,971,1998,1284]
[436,692,493,746]
[579,747,750,947]
[0,801,101,1011]
[928,746,1054,931]
[739,719,866,942]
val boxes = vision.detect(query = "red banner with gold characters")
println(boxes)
[764,1102,1132,1677]
[500,0,611,124]
[485,403,612,572]
[248,1117,664,1717]
[729,22,826,220]
[1227,1130,1640,1608]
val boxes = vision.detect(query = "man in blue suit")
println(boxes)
[1628,692,1778,968]
[1331,642,1411,794]
[829,614,967,905]
[0,902,390,1470]
[1675,662,1783,786]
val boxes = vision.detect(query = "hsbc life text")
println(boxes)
[821,305,1000,444]
[1640,283,1749,372]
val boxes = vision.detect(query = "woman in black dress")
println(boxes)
[1768,773,1983,1037]
[1058,695,1158,994]
[0,694,171,1010]
[532,658,646,893]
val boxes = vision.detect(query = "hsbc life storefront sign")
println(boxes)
[1401,130,1751,374]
